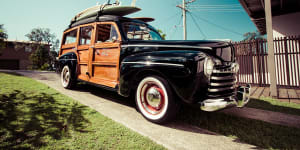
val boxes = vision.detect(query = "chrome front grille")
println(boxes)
[207,63,238,99]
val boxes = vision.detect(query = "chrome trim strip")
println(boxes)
[59,59,77,61]
[213,70,236,73]
[121,62,184,67]
[122,44,213,50]
[207,94,235,99]
[210,81,236,86]
[211,76,236,80]
[208,86,235,92]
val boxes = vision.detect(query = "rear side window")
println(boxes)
[96,24,119,43]
[79,26,94,45]
[63,29,77,45]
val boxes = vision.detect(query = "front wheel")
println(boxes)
[135,76,180,124]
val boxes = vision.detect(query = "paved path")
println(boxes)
[12,70,257,150]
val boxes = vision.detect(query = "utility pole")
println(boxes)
[182,0,187,40]
[176,0,195,40]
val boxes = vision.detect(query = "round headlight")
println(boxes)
[204,57,215,77]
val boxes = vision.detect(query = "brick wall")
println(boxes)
[0,40,50,70]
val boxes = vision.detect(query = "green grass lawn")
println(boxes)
[0,72,165,150]
[247,97,300,116]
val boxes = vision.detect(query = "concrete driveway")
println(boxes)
[15,70,256,150]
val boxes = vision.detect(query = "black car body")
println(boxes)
[58,15,250,123]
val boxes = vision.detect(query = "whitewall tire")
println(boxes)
[136,76,180,123]
[61,65,76,89]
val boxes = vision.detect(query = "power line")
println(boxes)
[189,4,241,7]
[169,14,183,40]
[163,12,181,24]
[188,12,206,39]
[189,9,243,12]
[187,4,243,12]
[191,13,243,36]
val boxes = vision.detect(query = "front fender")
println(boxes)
[119,51,209,104]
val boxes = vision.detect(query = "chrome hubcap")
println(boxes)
[146,87,162,108]
[62,68,70,86]
[140,82,165,115]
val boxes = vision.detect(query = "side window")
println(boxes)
[79,26,94,45]
[96,24,119,43]
[63,29,77,45]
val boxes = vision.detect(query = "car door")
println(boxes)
[77,24,95,81]
[88,22,121,88]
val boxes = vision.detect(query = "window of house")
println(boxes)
[96,24,119,43]
[63,29,77,45]
[25,46,32,52]
[79,26,94,45]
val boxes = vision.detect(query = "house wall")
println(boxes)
[272,12,300,38]
[0,41,50,70]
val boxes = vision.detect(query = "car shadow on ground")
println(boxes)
[247,98,300,116]
[0,90,90,149]
[72,82,300,150]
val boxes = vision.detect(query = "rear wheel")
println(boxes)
[61,65,76,89]
[135,76,180,124]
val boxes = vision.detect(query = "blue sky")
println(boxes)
[0,0,257,42]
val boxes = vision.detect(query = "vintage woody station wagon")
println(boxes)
[58,12,250,123]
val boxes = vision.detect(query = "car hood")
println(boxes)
[123,40,231,50]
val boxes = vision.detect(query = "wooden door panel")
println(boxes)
[91,44,120,87]
[78,64,88,80]
[90,65,118,87]
[77,48,89,80]
[77,24,95,81]
[93,47,119,62]
[88,22,121,88]
[78,50,89,63]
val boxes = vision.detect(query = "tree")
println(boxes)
[25,28,59,51]
[0,24,8,39]
[0,24,8,54]
[26,28,60,70]
[29,45,50,69]
[157,29,166,40]
[243,31,264,41]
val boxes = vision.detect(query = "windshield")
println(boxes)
[122,22,162,41]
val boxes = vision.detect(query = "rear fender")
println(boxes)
[58,52,78,78]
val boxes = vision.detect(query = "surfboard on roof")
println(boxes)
[71,3,141,23]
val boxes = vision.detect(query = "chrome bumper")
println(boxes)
[200,84,251,112]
